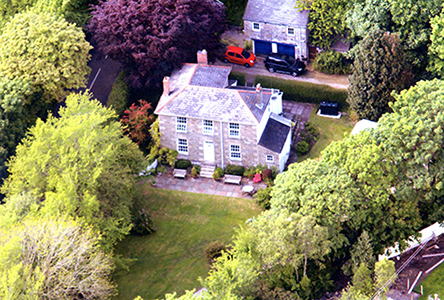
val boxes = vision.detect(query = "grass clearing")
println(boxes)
[297,108,354,162]
[113,187,261,300]
[415,263,444,299]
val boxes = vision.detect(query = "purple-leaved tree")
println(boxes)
[89,0,226,88]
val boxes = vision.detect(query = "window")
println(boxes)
[253,23,260,31]
[230,145,241,160]
[266,155,274,163]
[229,123,240,138]
[287,27,295,35]
[176,117,187,132]
[202,120,213,135]
[177,138,188,154]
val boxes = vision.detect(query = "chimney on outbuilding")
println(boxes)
[197,49,208,64]
[163,76,170,95]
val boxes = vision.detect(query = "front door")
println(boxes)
[203,141,215,163]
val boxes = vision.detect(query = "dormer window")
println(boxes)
[253,23,260,31]
[287,27,295,35]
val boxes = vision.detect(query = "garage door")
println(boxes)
[278,43,295,57]
[253,40,272,55]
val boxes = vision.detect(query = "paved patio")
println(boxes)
[150,172,268,198]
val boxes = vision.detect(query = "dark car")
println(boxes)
[223,46,256,68]
[264,53,306,76]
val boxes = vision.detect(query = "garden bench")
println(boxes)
[224,174,242,185]
[173,169,187,179]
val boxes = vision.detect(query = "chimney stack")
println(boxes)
[163,76,170,95]
[197,49,208,65]
[255,83,263,108]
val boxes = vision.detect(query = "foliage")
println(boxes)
[89,0,226,88]
[253,173,262,183]
[262,169,272,181]
[254,76,348,107]
[428,9,444,77]
[296,0,348,50]
[352,263,373,296]
[191,166,199,178]
[0,12,91,103]
[313,50,352,75]
[347,30,409,121]
[175,159,192,170]
[204,241,227,265]
[296,140,310,155]
[346,0,391,39]
[221,0,248,26]
[254,187,272,210]
[107,70,130,118]
[1,92,145,251]
[0,217,115,299]
[374,258,396,296]
[148,119,178,167]
[349,231,375,276]
[212,170,221,181]
[121,100,155,150]
[131,208,155,236]
[224,164,245,176]
[229,71,246,87]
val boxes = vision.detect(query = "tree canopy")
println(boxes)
[428,9,444,76]
[1,92,145,251]
[88,0,226,88]
[347,30,408,121]
[0,12,92,104]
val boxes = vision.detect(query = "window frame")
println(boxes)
[228,123,240,138]
[202,119,214,135]
[230,144,242,161]
[287,27,295,35]
[266,155,274,163]
[252,22,260,31]
[177,138,189,155]
[176,117,187,133]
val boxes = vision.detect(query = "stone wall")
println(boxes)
[158,115,281,169]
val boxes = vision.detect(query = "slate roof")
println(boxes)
[258,113,291,153]
[243,0,309,27]
[155,64,271,124]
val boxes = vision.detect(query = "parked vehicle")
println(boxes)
[223,46,256,68]
[264,53,306,76]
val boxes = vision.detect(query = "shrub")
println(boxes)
[254,187,272,210]
[296,140,310,155]
[107,70,130,118]
[213,170,221,181]
[191,166,199,178]
[229,71,246,86]
[262,169,272,181]
[244,167,256,180]
[313,50,352,75]
[205,241,227,264]
[244,40,252,50]
[305,122,320,139]
[224,164,245,176]
[158,148,178,167]
[253,173,262,183]
[131,209,156,236]
[175,159,192,169]
[215,167,224,177]
[270,166,279,179]
[254,76,348,108]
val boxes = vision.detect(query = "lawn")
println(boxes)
[415,263,444,299]
[297,107,354,162]
[113,187,261,300]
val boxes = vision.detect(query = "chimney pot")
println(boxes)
[197,49,208,64]
[163,76,170,95]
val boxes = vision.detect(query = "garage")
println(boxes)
[253,39,272,56]
[277,43,296,57]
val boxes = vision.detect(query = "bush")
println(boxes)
[191,166,199,178]
[262,169,272,181]
[244,167,256,180]
[305,122,320,140]
[313,50,352,75]
[270,166,279,179]
[254,76,348,108]
[224,164,245,176]
[213,170,221,181]
[215,167,224,177]
[205,241,227,264]
[175,159,192,169]
[244,40,252,50]
[254,187,272,210]
[131,209,156,235]
[296,140,310,155]
[107,70,130,118]
[229,71,246,86]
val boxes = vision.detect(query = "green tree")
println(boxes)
[346,0,391,39]
[374,258,396,296]
[296,0,348,50]
[0,12,92,106]
[1,92,145,251]
[349,231,375,275]
[0,217,115,299]
[347,30,408,121]
[352,263,373,296]
[428,10,444,76]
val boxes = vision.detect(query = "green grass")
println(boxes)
[113,187,261,300]
[415,263,444,299]
[297,107,354,162]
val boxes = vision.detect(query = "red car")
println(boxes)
[223,46,256,68]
